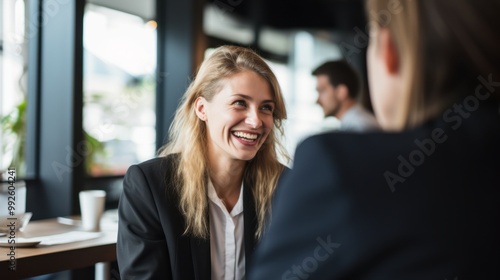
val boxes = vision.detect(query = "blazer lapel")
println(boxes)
[190,236,211,280]
[243,183,257,269]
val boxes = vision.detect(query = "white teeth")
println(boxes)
[233,131,258,140]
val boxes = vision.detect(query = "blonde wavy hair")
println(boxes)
[158,45,290,239]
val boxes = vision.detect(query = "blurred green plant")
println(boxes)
[84,130,106,174]
[1,99,27,176]
[1,98,105,177]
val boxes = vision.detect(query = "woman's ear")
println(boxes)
[194,97,207,121]
[379,28,399,74]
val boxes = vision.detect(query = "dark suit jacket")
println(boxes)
[249,101,500,280]
[117,155,261,279]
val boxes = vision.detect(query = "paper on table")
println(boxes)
[10,231,103,246]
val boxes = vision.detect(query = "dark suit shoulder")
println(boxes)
[132,153,179,173]
[250,105,500,280]
[125,154,181,200]
[293,131,396,171]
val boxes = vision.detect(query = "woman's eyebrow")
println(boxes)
[232,93,274,104]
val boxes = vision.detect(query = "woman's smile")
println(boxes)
[195,70,275,162]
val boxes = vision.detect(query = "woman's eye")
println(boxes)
[233,100,246,107]
[261,104,274,112]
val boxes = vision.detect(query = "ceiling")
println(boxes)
[86,0,367,32]
[225,0,367,31]
[87,0,155,20]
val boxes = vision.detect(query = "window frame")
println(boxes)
[24,0,205,221]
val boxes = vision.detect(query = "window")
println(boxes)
[285,31,343,157]
[83,4,157,176]
[0,0,29,177]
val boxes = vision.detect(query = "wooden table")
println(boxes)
[0,211,117,280]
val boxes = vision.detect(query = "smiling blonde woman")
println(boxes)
[117,45,289,280]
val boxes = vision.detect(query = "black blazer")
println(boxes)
[117,155,260,280]
[249,101,500,280]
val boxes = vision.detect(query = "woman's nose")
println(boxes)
[245,109,263,129]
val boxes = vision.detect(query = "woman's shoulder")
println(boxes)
[296,130,393,155]
[123,154,181,199]
[132,153,180,172]
[124,153,180,187]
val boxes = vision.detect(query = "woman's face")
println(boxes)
[196,70,275,163]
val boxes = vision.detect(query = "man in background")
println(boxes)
[312,60,379,132]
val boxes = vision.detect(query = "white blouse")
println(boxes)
[208,180,245,280]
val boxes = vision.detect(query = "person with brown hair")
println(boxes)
[312,60,379,132]
[248,0,500,279]
[117,45,290,279]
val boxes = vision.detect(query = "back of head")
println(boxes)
[366,0,500,129]
[312,60,361,100]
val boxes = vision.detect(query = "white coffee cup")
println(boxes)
[79,190,106,231]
